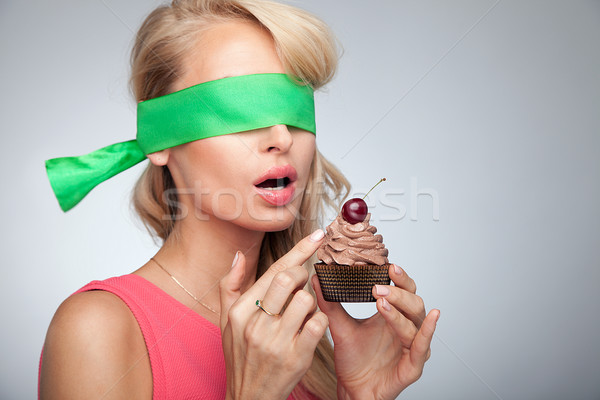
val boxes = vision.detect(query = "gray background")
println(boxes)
[1,0,599,399]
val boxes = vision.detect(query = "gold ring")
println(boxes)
[255,299,281,317]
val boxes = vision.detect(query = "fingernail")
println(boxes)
[393,264,403,275]
[309,229,324,242]
[436,310,441,323]
[231,251,239,269]
[375,285,390,296]
[381,298,391,311]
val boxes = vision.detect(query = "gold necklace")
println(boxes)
[150,257,220,315]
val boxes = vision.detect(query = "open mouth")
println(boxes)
[253,165,297,206]
[255,177,291,191]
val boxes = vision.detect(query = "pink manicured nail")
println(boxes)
[309,229,324,242]
[231,251,239,269]
[381,298,391,311]
[393,264,403,275]
[375,285,390,296]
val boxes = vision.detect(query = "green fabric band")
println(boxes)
[45,73,316,212]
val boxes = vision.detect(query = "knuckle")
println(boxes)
[244,324,254,343]
[404,366,423,384]
[415,295,425,313]
[243,321,260,346]
[243,323,253,342]
[411,280,418,293]
[294,290,314,308]
[269,260,289,275]
[284,359,306,376]
[273,271,295,290]
[227,304,243,323]
[412,368,423,382]
[304,314,327,337]
[303,320,322,337]
[264,341,281,357]
[320,313,329,327]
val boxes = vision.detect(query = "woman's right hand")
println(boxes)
[219,229,328,400]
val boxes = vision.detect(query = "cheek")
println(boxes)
[294,134,316,182]
[206,189,246,220]
[286,134,316,212]
[178,138,254,216]
[184,136,251,184]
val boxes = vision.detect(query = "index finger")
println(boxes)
[245,228,325,299]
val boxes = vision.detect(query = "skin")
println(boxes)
[39,20,439,400]
[313,269,440,399]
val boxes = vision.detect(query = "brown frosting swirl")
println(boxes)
[317,213,389,266]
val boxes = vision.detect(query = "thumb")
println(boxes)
[219,251,246,332]
[311,274,356,344]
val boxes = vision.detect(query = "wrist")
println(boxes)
[338,383,392,400]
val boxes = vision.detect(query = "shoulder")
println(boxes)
[40,290,152,399]
[46,289,139,345]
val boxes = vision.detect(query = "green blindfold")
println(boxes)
[45,73,316,212]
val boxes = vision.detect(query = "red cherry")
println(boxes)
[342,198,368,224]
[340,178,386,224]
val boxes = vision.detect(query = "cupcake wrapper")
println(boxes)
[314,263,391,302]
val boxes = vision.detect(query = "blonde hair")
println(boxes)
[130,1,350,399]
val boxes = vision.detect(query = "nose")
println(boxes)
[261,124,293,153]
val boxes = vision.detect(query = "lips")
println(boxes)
[253,164,298,206]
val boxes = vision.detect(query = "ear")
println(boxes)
[146,149,170,166]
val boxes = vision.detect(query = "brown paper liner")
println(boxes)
[314,262,391,302]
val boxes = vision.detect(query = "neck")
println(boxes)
[153,213,265,311]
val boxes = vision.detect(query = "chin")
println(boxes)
[235,209,298,233]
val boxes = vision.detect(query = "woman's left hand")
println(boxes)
[311,263,439,400]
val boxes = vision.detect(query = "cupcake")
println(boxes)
[314,210,391,302]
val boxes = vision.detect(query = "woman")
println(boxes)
[39,0,439,399]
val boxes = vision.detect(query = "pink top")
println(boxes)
[38,274,319,399]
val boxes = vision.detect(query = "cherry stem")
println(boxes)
[362,178,386,200]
